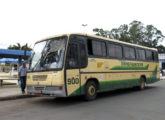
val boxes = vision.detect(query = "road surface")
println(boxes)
[0,80,165,120]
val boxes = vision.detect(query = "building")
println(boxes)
[159,54,165,76]
[159,54,165,70]
[0,49,31,72]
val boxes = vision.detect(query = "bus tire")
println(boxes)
[138,77,146,90]
[84,81,97,101]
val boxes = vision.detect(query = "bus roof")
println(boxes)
[37,33,157,51]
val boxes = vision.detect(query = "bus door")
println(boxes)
[65,36,87,96]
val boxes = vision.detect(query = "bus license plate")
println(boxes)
[35,90,42,94]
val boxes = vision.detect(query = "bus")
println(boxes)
[27,33,160,100]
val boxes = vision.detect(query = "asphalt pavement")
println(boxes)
[0,85,21,97]
[0,80,165,120]
[0,85,35,101]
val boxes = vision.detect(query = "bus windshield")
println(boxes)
[29,36,67,71]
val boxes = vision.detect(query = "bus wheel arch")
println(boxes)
[141,75,146,82]
[84,78,99,101]
[85,78,99,91]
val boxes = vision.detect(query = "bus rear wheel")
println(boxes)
[139,77,146,90]
[85,81,97,101]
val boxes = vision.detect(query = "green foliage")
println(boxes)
[5,63,10,66]
[157,45,165,53]
[93,20,165,53]
[8,43,32,60]
[8,43,32,51]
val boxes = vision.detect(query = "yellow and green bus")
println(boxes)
[27,33,160,100]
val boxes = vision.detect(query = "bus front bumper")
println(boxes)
[26,85,67,97]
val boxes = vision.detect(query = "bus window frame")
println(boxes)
[145,50,155,62]
[123,45,136,60]
[153,51,158,62]
[27,36,68,73]
[87,37,108,58]
[86,36,159,63]
[107,41,123,59]
[136,48,146,61]
[65,35,88,69]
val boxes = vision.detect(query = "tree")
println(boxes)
[93,20,165,53]
[8,43,32,67]
[157,45,165,53]
[8,43,32,51]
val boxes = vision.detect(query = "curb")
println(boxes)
[160,78,165,80]
[0,94,37,101]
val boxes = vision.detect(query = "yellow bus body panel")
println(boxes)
[27,70,64,86]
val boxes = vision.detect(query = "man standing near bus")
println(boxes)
[18,62,27,94]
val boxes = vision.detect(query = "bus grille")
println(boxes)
[27,86,33,91]
[35,86,45,90]
[46,86,59,91]
[32,75,47,81]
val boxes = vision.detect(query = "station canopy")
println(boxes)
[0,49,31,59]
[0,58,28,63]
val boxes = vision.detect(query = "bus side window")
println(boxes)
[66,44,79,68]
[136,49,145,60]
[154,52,158,62]
[79,43,87,68]
[87,39,106,57]
[146,50,154,61]
[108,43,122,59]
[124,46,136,60]
[87,39,93,55]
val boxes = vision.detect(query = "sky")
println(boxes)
[0,0,165,49]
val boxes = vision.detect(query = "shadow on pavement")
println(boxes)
[97,86,158,100]
[31,85,159,107]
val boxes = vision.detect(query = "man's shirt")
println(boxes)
[19,66,27,77]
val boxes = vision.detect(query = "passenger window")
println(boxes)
[146,50,154,61]
[136,49,145,60]
[108,43,122,59]
[124,46,135,59]
[154,52,158,62]
[87,39,106,57]
[87,39,93,55]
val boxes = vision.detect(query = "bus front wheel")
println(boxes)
[84,81,97,101]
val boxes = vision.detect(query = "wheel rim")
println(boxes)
[88,85,96,96]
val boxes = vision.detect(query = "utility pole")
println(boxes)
[82,24,88,33]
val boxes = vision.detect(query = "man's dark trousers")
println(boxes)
[20,76,26,92]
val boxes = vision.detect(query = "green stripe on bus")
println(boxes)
[110,64,149,70]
